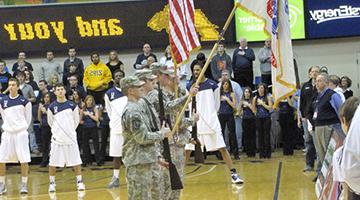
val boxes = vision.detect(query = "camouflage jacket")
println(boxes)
[121,100,164,167]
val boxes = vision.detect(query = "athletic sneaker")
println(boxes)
[19,182,28,194]
[108,177,120,189]
[231,173,244,184]
[48,182,56,193]
[77,181,86,191]
[0,182,6,195]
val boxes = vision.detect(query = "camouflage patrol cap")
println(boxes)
[120,76,145,91]
[150,62,162,74]
[134,69,157,80]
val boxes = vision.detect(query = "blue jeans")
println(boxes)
[28,120,39,152]
[224,116,243,150]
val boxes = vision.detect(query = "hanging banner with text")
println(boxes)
[0,0,234,56]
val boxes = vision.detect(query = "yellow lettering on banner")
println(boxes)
[3,24,17,40]
[76,16,93,37]
[108,19,123,36]
[92,19,109,36]
[50,21,68,43]
[18,23,34,40]
[34,22,50,39]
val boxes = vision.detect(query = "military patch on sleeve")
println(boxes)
[131,117,141,131]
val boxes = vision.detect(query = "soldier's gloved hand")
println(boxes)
[192,109,199,122]
[160,122,171,138]
[189,85,199,96]
[158,158,169,169]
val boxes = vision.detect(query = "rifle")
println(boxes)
[191,96,204,163]
[158,84,183,190]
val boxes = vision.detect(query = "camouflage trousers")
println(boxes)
[126,162,164,200]
[151,161,165,200]
[163,145,186,200]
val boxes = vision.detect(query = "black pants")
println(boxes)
[305,130,316,168]
[87,90,106,105]
[242,118,256,157]
[100,125,110,163]
[261,74,272,86]
[256,117,271,158]
[279,112,294,155]
[41,126,52,165]
[76,125,83,151]
[82,127,100,164]
[218,113,239,156]
[233,69,254,89]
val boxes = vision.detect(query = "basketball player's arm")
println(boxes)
[73,106,80,127]
[104,94,112,117]
[214,87,221,111]
[25,102,32,128]
[47,109,54,128]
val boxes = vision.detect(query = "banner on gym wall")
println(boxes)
[0,0,234,56]
[234,0,305,42]
[305,0,360,39]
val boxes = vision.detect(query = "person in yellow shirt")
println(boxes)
[84,52,112,105]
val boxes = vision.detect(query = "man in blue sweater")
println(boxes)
[232,38,255,89]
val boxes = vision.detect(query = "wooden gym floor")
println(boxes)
[1,150,316,200]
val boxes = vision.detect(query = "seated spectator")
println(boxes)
[133,43,157,69]
[63,47,84,86]
[340,76,353,100]
[40,51,63,83]
[38,93,52,167]
[332,97,360,199]
[66,74,86,100]
[0,60,12,93]
[12,51,33,77]
[81,95,100,166]
[328,74,345,102]
[83,52,112,105]
[106,50,124,75]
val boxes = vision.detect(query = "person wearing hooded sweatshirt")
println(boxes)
[83,52,112,105]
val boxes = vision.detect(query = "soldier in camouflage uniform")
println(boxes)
[120,76,170,200]
[135,69,165,200]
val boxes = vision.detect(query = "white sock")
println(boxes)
[76,175,82,183]
[113,170,120,178]
[21,177,28,184]
[49,176,55,183]
[0,176,5,183]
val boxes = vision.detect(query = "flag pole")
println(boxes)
[170,4,238,136]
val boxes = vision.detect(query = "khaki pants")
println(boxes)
[314,125,333,170]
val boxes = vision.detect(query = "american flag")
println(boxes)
[169,0,201,65]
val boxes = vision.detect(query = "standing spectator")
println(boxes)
[12,52,33,77]
[258,38,272,87]
[313,73,343,177]
[219,70,243,152]
[63,63,81,86]
[218,79,239,160]
[16,71,39,154]
[106,50,124,75]
[133,43,157,69]
[253,83,272,158]
[159,45,190,90]
[81,95,100,166]
[340,76,353,100]
[83,52,112,105]
[328,75,345,102]
[278,97,295,155]
[98,105,110,166]
[239,87,256,157]
[66,75,86,100]
[24,70,39,94]
[232,37,255,89]
[40,51,63,83]
[0,60,12,92]
[63,47,84,86]
[210,42,232,82]
[299,66,319,172]
[38,93,52,167]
